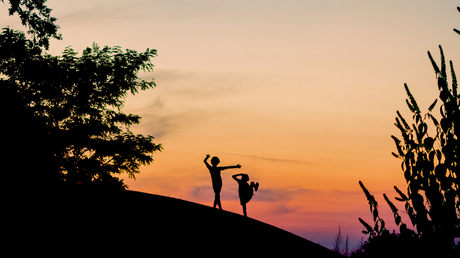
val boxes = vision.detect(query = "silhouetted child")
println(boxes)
[204,154,241,210]
[232,173,259,217]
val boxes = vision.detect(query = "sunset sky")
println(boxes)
[2,0,459,249]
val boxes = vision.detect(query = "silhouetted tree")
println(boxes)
[0,28,162,189]
[1,0,62,49]
[356,7,459,257]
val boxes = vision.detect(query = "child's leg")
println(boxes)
[213,184,223,209]
[242,203,247,217]
[214,194,222,209]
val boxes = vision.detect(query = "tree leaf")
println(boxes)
[423,137,434,151]
[439,45,446,78]
[380,219,386,233]
[394,186,409,201]
[391,135,401,145]
[359,218,374,233]
[384,193,398,213]
[404,84,420,114]
[428,99,438,111]
[450,60,458,98]
[396,111,410,130]
[395,215,401,226]
[428,113,439,126]
[428,50,440,75]
[373,208,379,222]
[359,181,378,213]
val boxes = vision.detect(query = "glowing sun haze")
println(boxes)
[2,0,459,249]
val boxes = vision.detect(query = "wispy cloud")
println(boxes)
[135,108,208,138]
[226,153,319,166]
[271,204,299,215]
[127,68,245,138]
[255,187,312,202]
[148,69,193,83]
[225,153,352,169]
[190,185,312,204]
[151,69,242,101]
[58,6,101,22]
[191,185,210,199]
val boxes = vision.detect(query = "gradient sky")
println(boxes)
[2,0,460,250]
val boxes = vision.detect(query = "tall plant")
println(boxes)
[359,45,459,249]
[393,45,459,239]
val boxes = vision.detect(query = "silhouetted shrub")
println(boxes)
[356,6,459,257]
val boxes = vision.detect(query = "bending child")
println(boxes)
[232,173,259,217]
[204,154,241,210]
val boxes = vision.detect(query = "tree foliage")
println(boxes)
[1,0,61,49]
[1,28,162,189]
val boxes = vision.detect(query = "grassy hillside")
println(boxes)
[6,187,343,257]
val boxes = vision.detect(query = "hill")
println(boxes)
[6,187,344,257]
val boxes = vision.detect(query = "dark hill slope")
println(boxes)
[7,188,343,257]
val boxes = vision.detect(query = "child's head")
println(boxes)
[211,156,220,166]
[241,174,249,182]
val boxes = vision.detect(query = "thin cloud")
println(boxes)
[226,153,319,166]
[271,204,299,215]
[226,153,351,169]
[146,69,194,83]
[57,2,139,22]
[190,185,311,203]
[58,7,101,21]
[190,185,239,202]
[191,185,210,199]
[159,73,240,101]
[255,187,312,203]
[127,69,245,138]
[136,109,207,138]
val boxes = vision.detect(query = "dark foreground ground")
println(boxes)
[6,187,343,257]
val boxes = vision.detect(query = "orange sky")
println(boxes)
[2,0,459,249]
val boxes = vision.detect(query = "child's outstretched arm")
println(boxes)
[221,164,241,170]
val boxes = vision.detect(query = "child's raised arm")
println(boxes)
[232,173,244,181]
[204,154,211,168]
